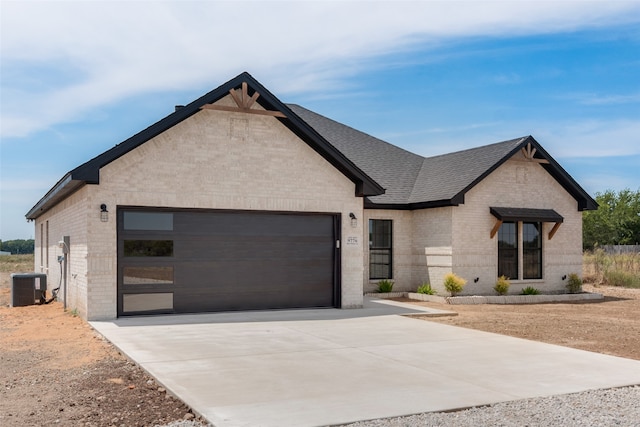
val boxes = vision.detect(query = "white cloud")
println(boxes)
[2,0,640,137]
[399,118,640,160]
[534,119,640,158]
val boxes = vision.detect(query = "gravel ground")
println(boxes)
[341,386,640,427]
[156,386,640,427]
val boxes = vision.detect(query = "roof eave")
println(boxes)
[26,174,86,220]
[25,72,385,220]
[448,136,598,212]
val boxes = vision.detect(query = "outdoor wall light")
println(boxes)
[474,277,479,283]
[100,204,109,222]
[562,275,567,281]
[349,212,357,228]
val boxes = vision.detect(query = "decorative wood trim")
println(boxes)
[200,104,286,117]
[490,219,503,239]
[200,81,286,118]
[548,222,562,240]
[521,142,550,164]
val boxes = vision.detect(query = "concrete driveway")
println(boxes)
[91,298,640,427]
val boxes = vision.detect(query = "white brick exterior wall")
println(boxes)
[363,152,583,296]
[452,154,582,295]
[32,96,585,317]
[34,186,90,318]
[34,95,365,319]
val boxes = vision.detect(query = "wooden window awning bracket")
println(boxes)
[548,222,562,240]
[490,219,503,239]
[200,81,286,118]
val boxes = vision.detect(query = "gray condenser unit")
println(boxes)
[11,273,48,307]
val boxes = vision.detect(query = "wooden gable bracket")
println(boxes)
[521,142,550,164]
[490,219,503,239]
[200,82,287,118]
[548,221,562,240]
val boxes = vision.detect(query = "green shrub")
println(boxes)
[604,270,640,288]
[566,273,583,294]
[520,286,540,295]
[443,273,467,296]
[416,283,436,295]
[493,275,510,295]
[376,279,394,293]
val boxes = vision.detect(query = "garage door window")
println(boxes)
[123,212,173,230]
[124,240,173,257]
[123,266,174,285]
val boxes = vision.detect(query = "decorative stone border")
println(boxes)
[367,292,604,305]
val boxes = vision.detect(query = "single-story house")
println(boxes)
[27,72,597,320]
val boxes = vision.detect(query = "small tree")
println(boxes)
[443,273,466,296]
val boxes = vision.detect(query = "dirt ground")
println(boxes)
[395,284,640,361]
[1,267,639,427]
[0,273,203,427]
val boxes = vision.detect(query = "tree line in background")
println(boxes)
[1,189,638,254]
[0,239,35,254]
[583,189,640,251]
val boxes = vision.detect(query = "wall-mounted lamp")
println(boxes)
[100,204,109,222]
[349,212,357,228]
[473,277,479,283]
[562,275,567,281]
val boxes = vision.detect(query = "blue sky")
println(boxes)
[1,1,639,240]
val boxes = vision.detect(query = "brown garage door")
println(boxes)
[117,208,340,316]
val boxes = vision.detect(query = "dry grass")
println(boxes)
[0,254,34,272]
[583,249,640,288]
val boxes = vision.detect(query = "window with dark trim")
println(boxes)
[497,221,543,280]
[523,222,542,279]
[498,222,518,280]
[369,219,392,279]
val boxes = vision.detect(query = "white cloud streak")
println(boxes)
[2,0,639,138]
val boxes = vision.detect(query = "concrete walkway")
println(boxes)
[91,298,640,427]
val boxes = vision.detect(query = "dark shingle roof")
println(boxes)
[408,138,526,205]
[287,104,424,205]
[288,104,597,211]
[26,73,597,220]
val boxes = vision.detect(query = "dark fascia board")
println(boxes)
[25,72,384,220]
[365,135,598,212]
[531,138,599,211]
[241,80,384,197]
[25,174,85,220]
[450,135,598,212]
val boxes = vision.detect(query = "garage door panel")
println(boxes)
[175,237,333,260]
[118,209,339,316]
[176,259,332,289]
[173,286,333,313]
[175,212,333,236]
